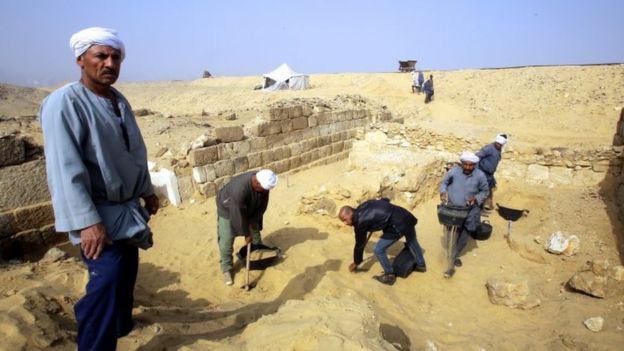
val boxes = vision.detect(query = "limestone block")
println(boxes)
[247,152,263,169]
[188,146,218,167]
[265,134,286,148]
[344,139,354,150]
[0,160,50,209]
[289,105,302,118]
[0,135,26,167]
[13,202,55,232]
[198,182,216,197]
[261,150,275,164]
[40,224,65,246]
[150,168,181,206]
[308,116,318,127]
[217,140,251,160]
[526,164,549,181]
[612,265,624,281]
[214,126,244,143]
[289,142,303,156]
[281,120,293,133]
[318,135,332,146]
[192,166,207,183]
[485,277,541,309]
[176,175,195,203]
[233,156,249,173]
[592,160,610,173]
[319,145,332,158]
[270,159,290,174]
[273,146,292,161]
[301,105,312,117]
[300,151,312,165]
[315,112,331,125]
[573,169,604,186]
[329,133,341,143]
[214,160,235,178]
[331,141,344,154]
[269,107,289,121]
[289,156,302,169]
[584,317,604,332]
[248,137,267,151]
[549,167,573,184]
[292,117,308,130]
[252,121,283,137]
[1,211,16,238]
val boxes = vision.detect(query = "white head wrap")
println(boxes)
[495,134,507,145]
[69,27,125,59]
[256,169,278,190]
[459,151,479,164]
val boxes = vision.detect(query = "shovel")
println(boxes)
[241,243,255,291]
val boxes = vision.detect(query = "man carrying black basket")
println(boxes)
[439,151,489,278]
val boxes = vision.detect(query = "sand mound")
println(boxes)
[0,83,49,117]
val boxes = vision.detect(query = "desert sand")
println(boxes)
[1,65,624,350]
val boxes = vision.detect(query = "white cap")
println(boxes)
[495,134,507,145]
[69,27,125,59]
[459,151,479,164]
[256,169,278,190]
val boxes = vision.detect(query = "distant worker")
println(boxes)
[417,71,425,94]
[476,134,508,210]
[439,152,489,278]
[40,27,160,350]
[216,169,279,286]
[423,75,434,103]
[338,198,426,286]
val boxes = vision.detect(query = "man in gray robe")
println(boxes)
[39,27,159,351]
[439,151,489,278]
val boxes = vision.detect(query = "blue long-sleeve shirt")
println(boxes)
[476,143,502,175]
[39,82,154,244]
[439,166,489,206]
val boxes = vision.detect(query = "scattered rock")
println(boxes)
[133,108,151,117]
[485,277,541,309]
[568,260,609,298]
[583,317,604,332]
[39,247,68,264]
[155,147,168,158]
[545,231,580,256]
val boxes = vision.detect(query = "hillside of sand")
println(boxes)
[1,65,624,350]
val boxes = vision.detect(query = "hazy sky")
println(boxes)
[1,0,622,87]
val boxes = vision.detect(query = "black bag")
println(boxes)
[392,245,416,278]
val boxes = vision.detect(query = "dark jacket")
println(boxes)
[476,143,501,175]
[351,199,417,264]
[216,172,269,236]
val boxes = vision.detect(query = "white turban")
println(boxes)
[256,169,278,190]
[459,151,479,164]
[495,134,507,145]
[69,27,125,59]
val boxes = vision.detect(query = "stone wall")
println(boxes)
[0,135,61,260]
[615,108,624,220]
[186,104,375,198]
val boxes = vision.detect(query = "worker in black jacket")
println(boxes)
[216,169,278,285]
[338,198,426,285]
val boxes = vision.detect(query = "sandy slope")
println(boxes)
[1,65,624,350]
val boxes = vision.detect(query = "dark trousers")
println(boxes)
[75,242,138,351]
[425,90,434,103]
[452,206,480,262]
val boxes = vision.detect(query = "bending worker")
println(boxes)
[216,169,279,286]
[439,152,489,278]
[338,198,426,286]
[476,133,507,210]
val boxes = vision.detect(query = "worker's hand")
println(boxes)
[245,236,252,245]
[440,193,448,203]
[466,196,477,206]
[348,262,358,273]
[143,194,160,215]
[80,222,111,260]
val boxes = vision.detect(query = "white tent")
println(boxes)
[262,63,309,91]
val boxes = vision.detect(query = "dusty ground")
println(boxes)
[1,65,624,350]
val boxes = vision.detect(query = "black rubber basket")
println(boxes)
[471,220,493,240]
[437,204,470,226]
